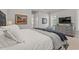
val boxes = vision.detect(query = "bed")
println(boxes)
[0,25,69,50]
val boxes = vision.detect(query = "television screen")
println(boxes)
[59,17,71,24]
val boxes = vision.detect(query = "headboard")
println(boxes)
[0,10,6,26]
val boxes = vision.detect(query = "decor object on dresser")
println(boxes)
[15,14,27,24]
[0,10,6,26]
[55,24,74,37]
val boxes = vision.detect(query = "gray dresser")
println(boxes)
[55,24,74,37]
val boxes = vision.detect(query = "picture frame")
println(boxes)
[15,14,27,24]
[42,18,47,24]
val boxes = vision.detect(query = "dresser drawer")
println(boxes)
[55,24,74,36]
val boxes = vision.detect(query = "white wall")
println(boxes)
[33,12,49,29]
[7,9,32,28]
[76,10,79,31]
[33,13,39,28]
[0,9,33,28]
[75,10,79,37]
[0,9,78,31]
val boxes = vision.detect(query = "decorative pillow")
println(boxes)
[4,30,24,43]
[0,30,4,36]
[0,30,18,48]
[4,30,17,41]
[1,25,22,43]
[1,25,20,31]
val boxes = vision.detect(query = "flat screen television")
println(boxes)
[59,17,71,24]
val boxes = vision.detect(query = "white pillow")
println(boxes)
[1,25,22,42]
[4,30,23,42]
[4,30,17,41]
[0,31,4,36]
[1,25,20,31]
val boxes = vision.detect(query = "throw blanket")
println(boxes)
[35,28,68,41]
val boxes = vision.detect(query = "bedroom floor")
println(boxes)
[67,36,79,50]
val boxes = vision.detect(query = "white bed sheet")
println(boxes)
[0,29,53,50]
[0,35,17,48]
[33,29,67,49]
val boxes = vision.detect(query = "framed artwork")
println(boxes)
[42,18,47,24]
[15,14,27,24]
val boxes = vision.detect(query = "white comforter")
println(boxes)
[0,29,53,50]
[34,29,67,49]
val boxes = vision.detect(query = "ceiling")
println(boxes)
[32,9,66,14]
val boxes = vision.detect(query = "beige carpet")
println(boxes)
[67,36,79,50]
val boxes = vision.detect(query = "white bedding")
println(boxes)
[0,29,53,50]
[0,30,17,48]
[33,29,67,49]
[0,35,17,48]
